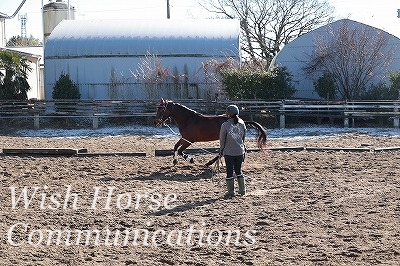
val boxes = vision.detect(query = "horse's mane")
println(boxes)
[173,102,227,118]
[173,103,200,114]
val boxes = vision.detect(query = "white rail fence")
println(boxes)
[0,99,399,129]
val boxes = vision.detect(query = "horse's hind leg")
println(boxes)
[173,138,192,164]
[180,142,194,163]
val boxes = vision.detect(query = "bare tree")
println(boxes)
[131,52,170,99]
[200,58,238,99]
[199,0,334,63]
[303,20,396,100]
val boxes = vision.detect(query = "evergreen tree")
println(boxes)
[52,73,81,99]
[0,49,32,100]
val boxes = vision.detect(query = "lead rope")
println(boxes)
[211,155,225,186]
[211,130,228,186]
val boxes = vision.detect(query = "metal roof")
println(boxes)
[45,19,240,59]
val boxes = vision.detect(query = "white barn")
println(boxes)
[271,19,400,99]
[44,19,240,100]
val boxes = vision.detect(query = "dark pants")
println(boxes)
[224,155,244,179]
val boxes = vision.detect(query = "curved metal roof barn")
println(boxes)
[271,19,400,99]
[45,19,239,58]
[44,19,240,100]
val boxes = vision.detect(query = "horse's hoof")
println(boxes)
[189,157,194,163]
[173,159,178,165]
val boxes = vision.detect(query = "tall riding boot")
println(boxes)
[225,177,235,198]
[237,175,246,195]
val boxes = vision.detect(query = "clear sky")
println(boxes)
[1,0,399,43]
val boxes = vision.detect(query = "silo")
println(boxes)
[43,0,75,44]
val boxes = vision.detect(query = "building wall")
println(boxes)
[44,56,226,100]
[44,19,240,100]
[0,18,5,48]
[25,54,42,100]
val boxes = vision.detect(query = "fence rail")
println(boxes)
[0,99,399,129]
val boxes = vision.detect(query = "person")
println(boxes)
[219,104,247,197]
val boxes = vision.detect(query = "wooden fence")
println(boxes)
[0,100,157,129]
[0,99,399,129]
[276,100,400,128]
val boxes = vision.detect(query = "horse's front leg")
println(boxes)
[173,140,182,165]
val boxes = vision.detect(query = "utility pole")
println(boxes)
[167,0,170,19]
[67,0,71,20]
[0,0,28,47]
[398,8,400,99]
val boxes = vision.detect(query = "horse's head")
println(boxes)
[154,98,173,126]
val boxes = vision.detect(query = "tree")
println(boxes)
[0,49,32,100]
[303,20,395,100]
[200,0,334,63]
[314,72,336,100]
[7,35,43,47]
[220,66,295,99]
[201,58,238,99]
[131,52,170,99]
[361,71,400,100]
[389,71,400,100]
[52,73,80,99]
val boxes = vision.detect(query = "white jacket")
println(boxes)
[219,118,246,156]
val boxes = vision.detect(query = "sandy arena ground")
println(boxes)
[0,132,399,265]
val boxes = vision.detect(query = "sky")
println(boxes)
[0,0,399,43]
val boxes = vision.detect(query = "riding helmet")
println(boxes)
[226,105,239,116]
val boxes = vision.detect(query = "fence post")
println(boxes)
[394,105,399,128]
[34,113,40,129]
[343,102,349,128]
[343,115,349,128]
[279,101,285,129]
[92,104,99,129]
[33,101,40,129]
[93,116,99,129]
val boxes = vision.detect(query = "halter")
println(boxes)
[155,101,173,126]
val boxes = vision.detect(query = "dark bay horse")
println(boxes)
[154,99,267,164]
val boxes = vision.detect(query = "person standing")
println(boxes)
[219,104,247,197]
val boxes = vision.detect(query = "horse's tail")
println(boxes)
[244,121,267,150]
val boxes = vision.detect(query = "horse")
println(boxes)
[154,99,267,165]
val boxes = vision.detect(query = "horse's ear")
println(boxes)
[160,98,165,106]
